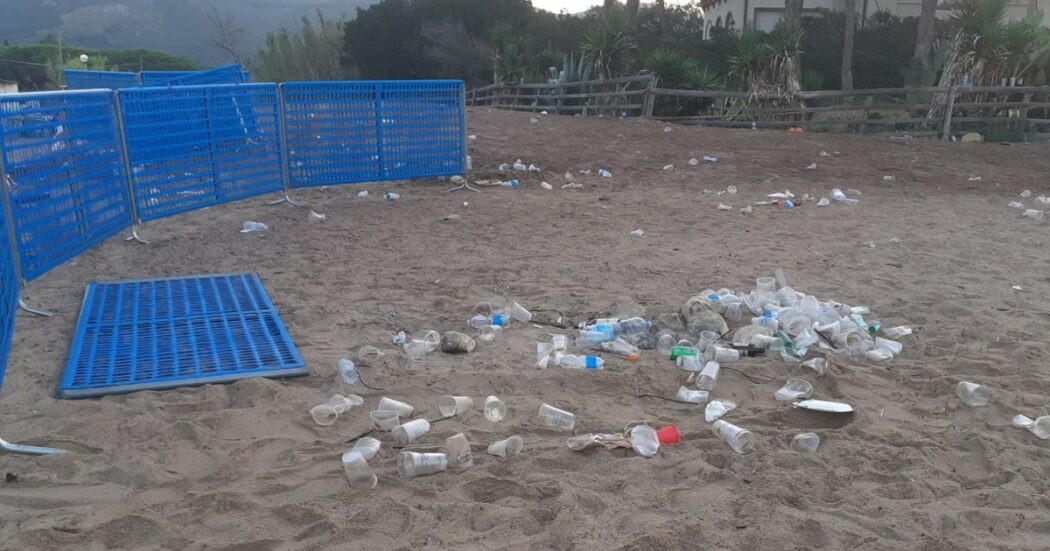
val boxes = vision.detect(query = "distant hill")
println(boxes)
[0,0,379,65]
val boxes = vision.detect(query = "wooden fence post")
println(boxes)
[859,95,873,134]
[941,86,957,141]
[643,76,656,118]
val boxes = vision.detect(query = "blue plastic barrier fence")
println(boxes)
[140,71,197,86]
[281,80,464,188]
[0,182,19,389]
[163,64,248,87]
[0,90,133,281]
[63,69,140,90]
[120,84,284,221]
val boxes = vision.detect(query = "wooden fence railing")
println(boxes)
[468,78,1050,139]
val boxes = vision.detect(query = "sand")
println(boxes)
[0,108,1049,550]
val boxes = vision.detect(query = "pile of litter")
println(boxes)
[1010,189,1046,222]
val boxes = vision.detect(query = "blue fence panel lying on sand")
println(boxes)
[63,70,140,90]
[0,90,133,281]
[379,81,465,179]
[120,84,283,220]
[0,192,18,389]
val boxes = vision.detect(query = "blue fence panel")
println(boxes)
[140,71,197,86]
[379,81,465,179]
[64,70,140,90]
[0,188,18,389]
[0,91,133,281]
[164,65,247,87]
[121,84,283,221]
[282,82,381,188]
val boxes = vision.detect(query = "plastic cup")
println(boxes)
[392,419,431,444]
[656,331,676,356]
[801,357,827,376]
[420,330,442,352]
[404,339,429,363]
[483,395,507,422]
[397,452,448,478]
[656,424,681,445]
[676,386,710,404]
[697,361,720,391]
[705,399,736,423]
[1030,416,1050,439]
[628,424,660,457]
[310,404,339,426]
[712,420,754,454]
[676,355,702,372]
[328,393,364,414]
[337,359,360,385]
[342,450,377,489]
[478,325,500,342]
[352,437,381,461]
[1023,209,1044,221]
[875,337,903,356]
[956,381,991,407]
[712,346,740,364]
[377,397,414,417]
[507,301,532,323]
[756,277,777,293]
[356,345,385,367]
[439,395,474,418]
[774,377,814,401]
[487,435,524,457]
[551,334,568,351]
[537,403,576,430]
[697,330,719,352]
[536,342,555,368]
[446,433,474,470]
[370,410,400,431]
[791,432,820,453]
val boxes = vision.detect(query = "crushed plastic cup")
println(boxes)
[756,277,777,293]
[551,334,568,351]
[484,395,507,422]
[328,393,363,414]
[478,324,500,342]
[712,346,740,364]
[656,424,681,445]
[630,229,645,237]
[310,404,339,426]
[352,437,381,461]
[541,181,553,190]
[420,330,442,352]
[439,395,474,418]
[705,399,736,422]
[536,342,555,369]
[377,397,414,417]
[791,433,820,453]
[538,403,576,430]
[817,197,830,207]
[370,410,400,431]
[1022,209,1044,221]
[712,420,754,454]
[1012,414,1034,430]
[663,164,675,171]
[355,345,385,366]
[697,330,719,352]
[1009,201,1025,209]
[831,188,859,205]
[397,451,448,478]
[1017,416,1050,439]
[883,326,912,339]
[342,450,377,489]
[403,339,429,363]
[697,361,720,391]
[392,330,407,346]
[801,357,827,376]
[875,337,903,356]
[628,424,660,457]
[774,377,814,401]
[309,210,326,223]
[703,155,717,163]
[487,435,524,457]
[956,381,991,407]
[677,355,703,372]
[507,301,532,323]
[392,419,431,445]
[1021,189,1032,198]
[677,386,710,404]
[446,433,473,470]
[337,359,360,385]
[598,169,612,177]
[240,221,268,233]
[384,192,400,201]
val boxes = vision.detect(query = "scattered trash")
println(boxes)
[598,169,612,178]
[705,399,736,422]
[628,424,660,457]
[468,134,477,140]
[663,164,675,171]
[801,357,827,376]
[352,436,381,461]
[502,179,519,188]
[512,160,527,171]
[820,151,830,157]
[337,359,360,385]
[956,381,990,407]
[883,175,896,182]
[696,361,720,390]
[378,397,415,417]
[392,419,431,444]
[806,163,817,170]
[774,377,814,401]
[1012,285,1023,291]
[384,192,400,201]
[439,395,474,418]
[1022,209,1044,221]
[309,211,326,223]
[718,203,732,211]
[538,403,576,430]
[564,171,574,181]
[968,176,982,182]
[740,206,753,214]
[443,214,461,222]
[556,353,605,370]
[794,399,854,413]
[484,395,507,422]
[1021,189,1032,198]
[563,182,584,189]
[371,410,400,431]
[712,420,753,454]
[240,221,268,233]
[831,188,859,205]
[447,433,473,470]
[688,158,699,166]
[392,330,407,346]
[342,449,377,489]
[541,181,553,191]
[398,451,448,478]
[848,188,863,196]
[630,229,645,237]
[882,326,912,338]
[530,118,539,124]
[0,437,65,456]
[817,197,830,207]
[487,435,524,457]
[1012,415,1050,439]
[676,386,710,404]
[768,191,794,199]
[357,190,369,198]
[664,127,673,133]
[703,156,718,163]
[726,185,737,195]
[656,424,681,445]
[311,404,339,426]
[1036,195,1050,206]
[1008,201,1025,209]
[791,433,820,453]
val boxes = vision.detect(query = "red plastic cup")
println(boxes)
[656,424,680,445]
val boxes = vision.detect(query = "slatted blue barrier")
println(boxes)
[164,64,247,87]
[140,71,197,86]
[63,70,140,90]
[0,90,133,281]
[0,191,18,389]
[120,84,284,221]
[282,80,464,188]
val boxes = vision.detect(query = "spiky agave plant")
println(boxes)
[580,20,634,80]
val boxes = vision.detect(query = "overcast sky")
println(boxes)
[531,0,690,14]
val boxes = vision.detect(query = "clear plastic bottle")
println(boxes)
[616,317,652,336]
[600,338,640,361]
[557,354,605,370]
[712,420,754,454]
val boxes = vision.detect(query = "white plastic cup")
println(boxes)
[1023,209,1044,221]
[397,451,448,478]
[370,409,400,431]
[712,346,739,364]
[712,420,754,454]
[697,330,719,352]
[356,345,385,366]
[337,359,360,385]
[420,330,442,352]
[487,435,524,457]
[342,450,377,488]
[352,437,381,461]
[538,403,576,430]
[956,381,991,407]
[774,377,814,401]
[377,397,414,417]
[439,395,474,418]
[478,324,500,342]
[446,433,473,470]
[677,386,710,404]
[392,419,431,444]
[697,361,720,391]
[756,277,777,293]
[483,395,507,422]
[628,424,660,457]
[404,339,429,362]
[676,355,703,372]
[791,432,820,453]
[328,394,364,414]
[310,404,339,426]
[508,301,533,323]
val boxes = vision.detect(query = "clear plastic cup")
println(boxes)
[801,357,827,376]
[420,330,442,352]
[705,399,736,422]
[676,355,703,372]
[791,432,820,453]
[656,331,676,356]
[756,277,777,293]
[310,404,339,426]
[397,452,448,478]
[712,420,754,454]
[956,382,991,407]
[484,395,507,422]
[712,346,740,364]
[478,325,500,342]
[536,342,555,368]
[875,337,902,356]
[392,419,431,444]
[487,435,524,457]
[677,386,710,404]
[342,450,377,488]
[370,410,400,431]
[551,334,568,351]
[697,330,719,352]
[1030,417,1050,439]
[538,403,576,430]
[439,395,474,418]
[356,345,385,366]
[377,397,414,417]
[352,437,381,461]
[697,361,720,391]
[337,359,360,385]
[328,394,363,414]
[446,433,473,470]
[404,339,429,362]
[508,301,533,323]
[1023,209,1044,221]
[774,377,814,401]
[628,424,660,457]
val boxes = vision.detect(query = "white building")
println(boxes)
[0,80,18,94]
[701,0,1048,38]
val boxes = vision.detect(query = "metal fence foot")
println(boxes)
[18,299,53,318]
[124,227,150,245]
[448,182,481,193]
[269,192,302,207]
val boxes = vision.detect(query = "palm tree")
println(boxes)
[627,0,641,28]
[581,19,634,79]
[909,0,939,85]
[783,0,804,95]
[841,0,856,91]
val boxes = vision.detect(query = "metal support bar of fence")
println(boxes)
[449,81,477,193]
[0,149,52,317]
[269,83,301,207]
[374,82,386,181]
[113,91,150,245]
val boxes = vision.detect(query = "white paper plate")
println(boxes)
[794,399,854,413]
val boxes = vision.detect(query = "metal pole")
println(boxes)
[269,82,300,206]
[448,81,479,193]
[0,119,53,317]
[113,90,149,244]
[375,82,386,181]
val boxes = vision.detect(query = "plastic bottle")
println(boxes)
[712,420,754,454]
[670,345,699,361]
[557,354,605,370]
[752,310,779,331]
[616,317,652,336]
[337,359,359,385]
[600,338,640,361]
